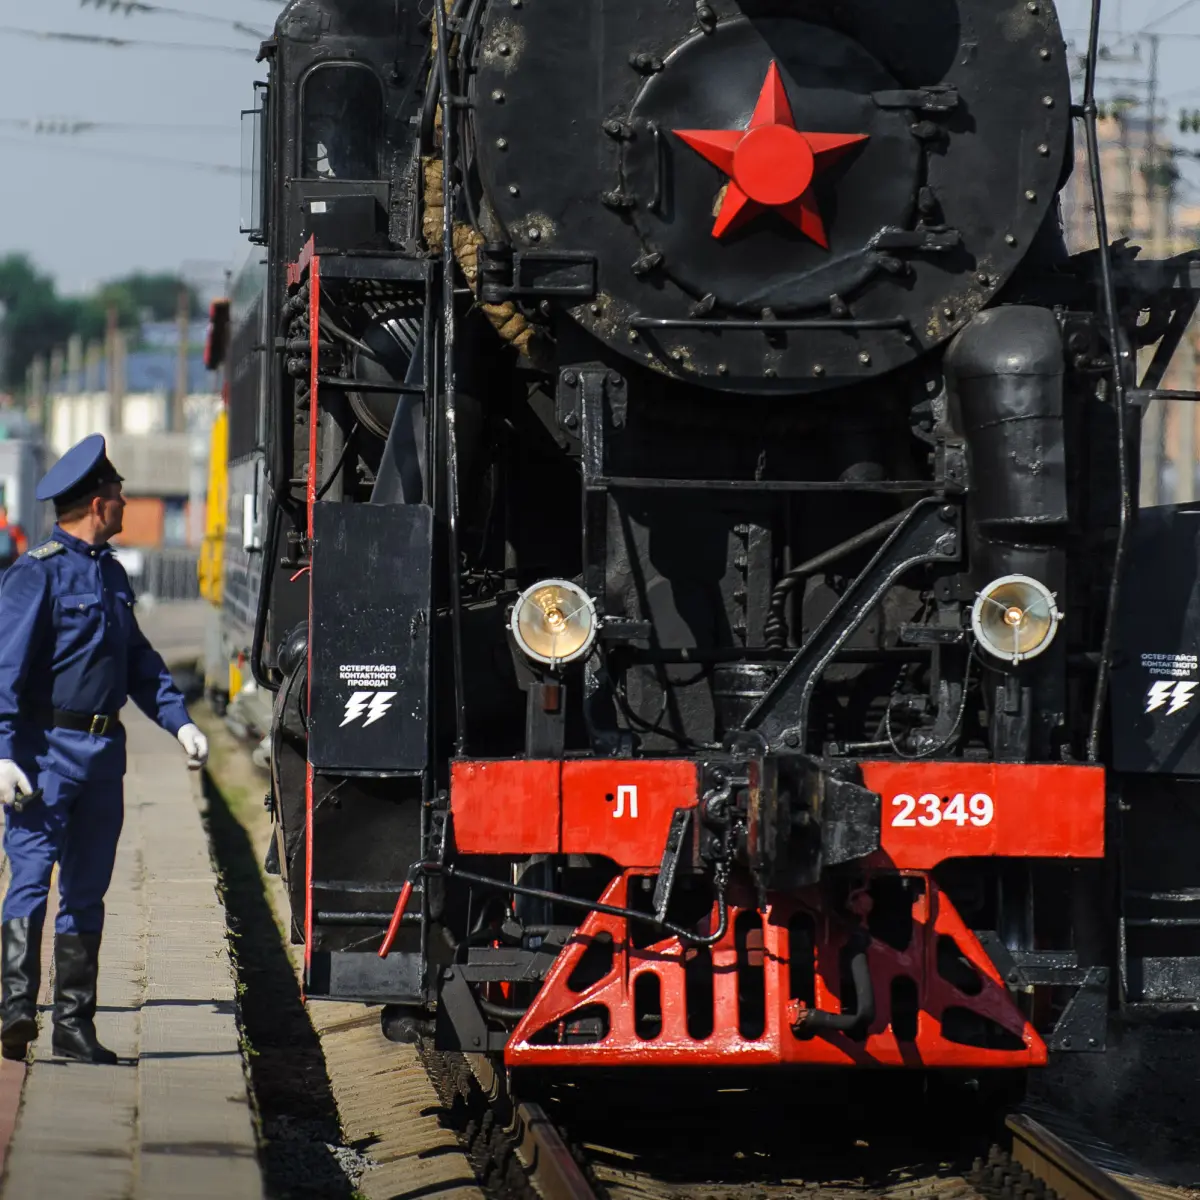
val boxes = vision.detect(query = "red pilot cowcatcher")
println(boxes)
[674,62,868,245]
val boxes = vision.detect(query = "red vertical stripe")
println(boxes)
[303,256,321,993]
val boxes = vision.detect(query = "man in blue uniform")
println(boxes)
[0,434,209,1064]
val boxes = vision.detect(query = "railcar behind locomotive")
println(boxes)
[201,256,270,725]
[240,0,1200,1073]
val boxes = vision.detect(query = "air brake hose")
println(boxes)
[791,931,876,1035]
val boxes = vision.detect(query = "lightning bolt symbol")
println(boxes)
[1169,682,1198,716]
[1147,681,1174,713]
[341,691,372,727]
[364,691,397,727]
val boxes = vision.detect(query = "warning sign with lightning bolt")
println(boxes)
[1145,680,1198,716]
[340,690,398,728]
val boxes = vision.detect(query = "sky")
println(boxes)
[0,0,272,299]
[0,0,1197,300]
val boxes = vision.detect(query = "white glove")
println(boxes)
[0,761,32,809]
[177,724,209,770]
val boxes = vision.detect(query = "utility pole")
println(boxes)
[84,340,102,394]
[66,335,82,397]
[1147,35,1169,256]
[105,303,120,437]
[1116,107,1136,239]
[174,283,191,434]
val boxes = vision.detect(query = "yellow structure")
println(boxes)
[198,407,228,607]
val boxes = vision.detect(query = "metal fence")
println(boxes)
[122,549,201,602]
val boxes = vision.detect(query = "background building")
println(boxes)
[33,317,218,553]
[1070,91,1200,508]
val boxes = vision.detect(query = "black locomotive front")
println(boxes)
[237,0,1200,1069]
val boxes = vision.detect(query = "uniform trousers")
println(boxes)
[1,770,124,936]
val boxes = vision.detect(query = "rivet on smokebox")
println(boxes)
[858,351,871,365]
[491,90,505,103]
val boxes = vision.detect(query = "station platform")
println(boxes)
[0,706,264,1199]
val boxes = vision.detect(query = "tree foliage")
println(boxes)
[0,255,201,390]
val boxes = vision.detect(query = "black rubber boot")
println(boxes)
[0,918,42,1061]
[51,933,117,1065]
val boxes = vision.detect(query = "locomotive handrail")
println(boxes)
[1130,388,1200,406]
[1082,0,1133,762]
[434,0,469,756]
[596,477,939,494]
[628,315,910,332]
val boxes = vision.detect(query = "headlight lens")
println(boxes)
[510,579,598,666]
[971,574,1062,664]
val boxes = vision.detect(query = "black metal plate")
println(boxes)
[308,501,433,772]
[1111,504,1200,775]
[307,949,423,1003]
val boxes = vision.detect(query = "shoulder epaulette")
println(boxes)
[27,541,65,561]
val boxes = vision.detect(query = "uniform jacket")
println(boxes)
[0,527,190,781]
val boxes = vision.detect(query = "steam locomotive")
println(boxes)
[237,0,1200,1073]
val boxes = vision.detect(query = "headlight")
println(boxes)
[971,574,1062,664]
[510,579,598,667]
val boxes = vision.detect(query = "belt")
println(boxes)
[0,708,124,738]
[43,709,122,738]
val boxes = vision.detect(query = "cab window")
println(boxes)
[301,63,384,180]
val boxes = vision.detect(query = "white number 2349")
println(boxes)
[891,792,994,829]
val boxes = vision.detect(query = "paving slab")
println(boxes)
[0,706,264,1200]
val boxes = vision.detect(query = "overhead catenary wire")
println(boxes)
[77,0,268,39]
[0,25,255,55]
[0,117,232,136]
[1067,0,1200,62]
[0,133,238,175]
[1142,0,1200,34]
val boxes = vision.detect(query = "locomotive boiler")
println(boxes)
[238,0,1200,1074]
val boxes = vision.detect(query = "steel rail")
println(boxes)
[514,1102,600,1200]
[1006,1115,1141,1200]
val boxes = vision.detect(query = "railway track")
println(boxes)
[419,1049,1149,1200]
[197,718,1193,1200]
[978,1117,1140,1200]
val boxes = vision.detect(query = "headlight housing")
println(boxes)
[971,574,1062,664]
[510,579,598,667]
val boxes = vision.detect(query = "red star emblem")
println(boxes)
[673,62,869,246]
